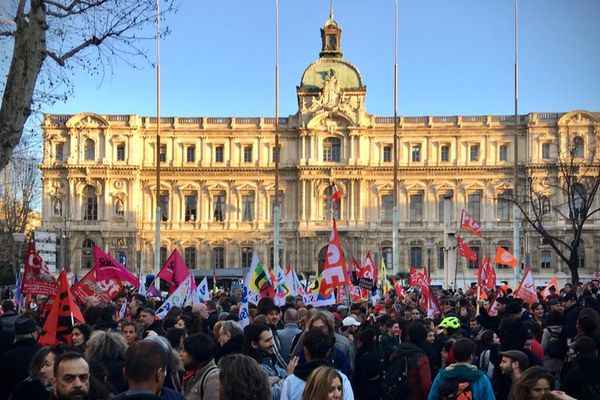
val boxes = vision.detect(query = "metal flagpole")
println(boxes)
[392,0,399,276]
[273,0,281,272]
[512,0,521,287]
[154,0,162,289]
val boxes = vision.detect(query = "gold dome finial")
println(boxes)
[329,0,334,20]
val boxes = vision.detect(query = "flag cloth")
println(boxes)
[460,209,482,237]
[457,236,478,261]
[138,275,147,297]
[319,220,349,297]
[419,282,441,318]
[542,276,558,299]
[477,256,496,290]
[21,240,58,297]
[238,270,252,328]
[94,245,139,287]
[409,267,430,287]
[274,265,289,307]
[249,253,275,298]
[487,293,500,317]
[393,278,407,298]
[71,268,123,304]
[331,184,342,201]
[292,268,306,296]
[156,275,193,319]
[14,270,23,309]
[147,285,162,299]
[118,300,128,319]
[157,250,191,291]
[283,265,297,297]
[39,271,85,346]
[494,247,518,268]
[193,277,210,304]
[379,258,390,296]
[515,265,537,305]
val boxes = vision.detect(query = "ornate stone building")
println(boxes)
[40,15,599,285]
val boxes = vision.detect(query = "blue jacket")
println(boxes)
[428,363,495,400]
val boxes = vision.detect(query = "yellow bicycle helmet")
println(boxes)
[438,316,461,330]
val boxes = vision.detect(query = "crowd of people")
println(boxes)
[0,277,599,400]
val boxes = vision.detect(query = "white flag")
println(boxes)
[196,277,210,303]
[156,275,192,319]
[238,270,252,328]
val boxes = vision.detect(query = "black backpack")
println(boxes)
[438,378,473,400]
[381,353,413,400]
[546,330,568,359]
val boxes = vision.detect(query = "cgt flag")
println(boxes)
[94,245,139,287]
[319,220,349,298]
[39,271,85,346]
[515,265,537,305]
[460,209,482,237]
[457,236,478,261]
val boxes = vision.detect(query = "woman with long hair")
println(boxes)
[71,323,92,350]
[508,366,554,400]
[218,354,270,400]
[85,330,128,395]
[302,366,343,400]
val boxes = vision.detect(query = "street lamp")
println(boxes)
[425,242,433,280]
[12,232,27,277]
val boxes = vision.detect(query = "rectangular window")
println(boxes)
[497,191,512,221]
[55,144,64,161]
[541,250,551,269]
[410,193,423,222]
[383,145,392,163]
[467,193,481,221]
[438,196,445,223]
[213,194,225,221]
[184,247,196,269]
[242,195,255,221]
[215,145,224,163]
[438,247,445,269]
[499,144,508,162]
[159,194,169,221]
[84,197,98,221]
[243,145,253,163]
[213,247,225,269]
[185,194,197,222]
[323,138,341,162]
[381,195,393,222]
[116,145,126,161]
[159,144,167,163]
[470,144,480,162]
[382,247,393,269]
[241,247,253,269]
[468,246,480,269]
[410,247,422,268]
[186,145,196,163]
[542,142,551,159]
[441,145,450,162]
[412,145,422,162]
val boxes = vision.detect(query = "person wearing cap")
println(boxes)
[339,315,361,345]
[499,350,529,382]
[559,293,580,342]
[0,315,42,396]
[139,306,163,337]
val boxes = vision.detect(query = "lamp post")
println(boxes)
[12,232,26,277]
[425,242,433,280]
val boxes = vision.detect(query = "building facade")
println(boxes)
[40,16,600,285]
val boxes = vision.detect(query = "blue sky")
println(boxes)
[46,0,600,118]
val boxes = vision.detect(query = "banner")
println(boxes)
[457,236,478,261]
[514,265,537,305]
[494,247,518,268]
[302,291,336,307]
[477,256,496,290]
[71,268,123,304]
[239,270,252,328]
[39,271,85,346]
[319,220,349,297]
[542,276,558,299]
[156,275,193,319]
[157,249,192,291]
[249,253,275,298]
[460,209,482,237]
[393,278,407,298]
[487,293,500,317]
[94,245,139,287]
[21,241,58,297]
[409,267,430,287]
[419,282,441,318]
[274,265,289,307]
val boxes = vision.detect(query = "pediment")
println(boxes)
[557,110,599,127]
[66,113,109,129]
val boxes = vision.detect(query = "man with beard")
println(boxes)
[468,317,483,340]
[52,352,91,400]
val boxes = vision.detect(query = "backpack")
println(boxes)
[546,329,567,359]
[438,378,473,400]
[381,353,412,400]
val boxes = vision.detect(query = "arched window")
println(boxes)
[540,196,551,216]
[83,186,98,221]
[318,246,328,275]
[323,185,341,220]
[571,183,586,219]
[572,136,584,158]
[81,239,95,270]
[323,137,341,162]
[84,139,95,160]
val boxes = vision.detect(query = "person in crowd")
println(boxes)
[353,326,384,400]
[530,303,545,328]
[165,327,187,352]
[477,330,499,379]
[560,293,580,342]
[541,310,566,382]
[244,323,290,400]
[121,320,141,346]
[179,333,219,400]
[191,303,210,335]
[301,366,344,400]
[379,317,400,364]
[39,344,78,391]
[9,347,51,400]
[1,300,19,334]
[277,308,302,363]
[218,354,270,400]
[94,304,119,331]
[139,307,163,337]
[560,336,600,399]
[52,351,103,400]
[214,320,244,364]
[204,300,220,334]
[468,317,483,341]
[85,330,128,395]
[574,308,600,349]
[144,335,184,393]
[71,323,92,350]
[508,366,554,400]
[428,338,495,400]
[113,340,184,400]
[498,350,529,395]
[0,315,42,396]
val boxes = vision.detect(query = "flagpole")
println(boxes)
[154,0,162,289]
[392,0,400,276]
[273,0,282,274]
[512,0,521,287]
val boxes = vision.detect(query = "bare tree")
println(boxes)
[0,0,175,171]
[515,132,600,285]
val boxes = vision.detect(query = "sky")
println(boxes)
[44,0,600,119]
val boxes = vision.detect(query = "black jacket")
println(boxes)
[214,334,244,364]
[561,354,600,400]
[0,337,42,397]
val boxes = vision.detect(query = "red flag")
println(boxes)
[515,265,537,305]
[319,220,349,297]
[409,267,430,287]
[21,240,58,297]
[419,282,441,318]
[39,271,85,346]
[477,256,495,290]
[331,184,342,202]
[71,268,123,304]
[457,236,477,261]
[94,245,139,287]
[487,293,500,317]
[157,250,192,292]
[494,247,518,268]
[460,209,482,237]
[393,278,407,298]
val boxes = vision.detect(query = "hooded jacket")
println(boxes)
[280,360,353,400]
[392,343,432,400]
[428,363,496,400]
[560,354,600,400]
